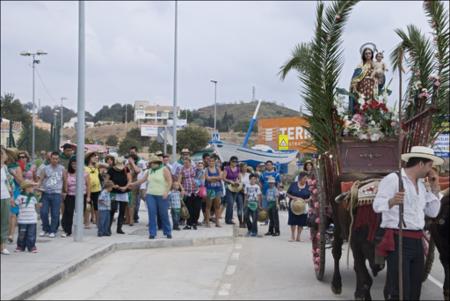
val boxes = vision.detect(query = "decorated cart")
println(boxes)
[280,1,448,299]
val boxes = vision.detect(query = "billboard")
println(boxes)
[257,116,316,153]
[140,125,158,137]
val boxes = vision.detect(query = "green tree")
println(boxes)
[118,137,141,155]
[126,127,150,146]
[105,135,119,146]
[17,127,52,153]
[176,126,209,153]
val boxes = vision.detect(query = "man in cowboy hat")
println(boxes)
[373,146,443,300]
[172,148,193,179]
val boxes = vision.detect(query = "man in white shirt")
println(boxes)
[373,146,443,300]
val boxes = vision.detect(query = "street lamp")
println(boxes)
[53,109,59,150]
[60,97,67,145]
[210,80,217,132]
[20,50,47,162]
[172,0,178,163]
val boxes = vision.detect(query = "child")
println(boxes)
[98,180,114,237]
[14,180,40,253]
[244,174,262,237]
[168,182,184,231]
[373,51,388,93]
[265,177,280,236]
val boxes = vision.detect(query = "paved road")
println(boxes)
[32,211,445,300]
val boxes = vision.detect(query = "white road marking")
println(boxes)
[231,252,240,261]
[225,265,237,276]
[235,244,242,249]
[218,283,231,296]
[428,275,444,288]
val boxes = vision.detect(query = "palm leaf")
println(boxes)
[279,42,312,80]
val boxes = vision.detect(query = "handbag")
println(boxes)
[180,200,190,220]
[198,186,207,198]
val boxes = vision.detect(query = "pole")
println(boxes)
[171,0,178,163]
[32,55,36,162]
[252,86,255,101]
[397,49,405,301]
[125,103,128,132]
[214,81,217,132]
[242,99,262,148]
[60,97,66,144]
[74,0,85,242]
[164,126,167,154]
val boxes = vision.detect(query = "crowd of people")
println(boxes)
[0,143,315,255]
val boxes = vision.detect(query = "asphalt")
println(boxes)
[0,202,235,300]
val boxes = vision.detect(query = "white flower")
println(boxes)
[358,133,369,140]
[370,133,381,142]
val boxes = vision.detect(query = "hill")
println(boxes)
[189,101,300,132]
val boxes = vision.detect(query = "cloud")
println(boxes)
[1,1,447,115]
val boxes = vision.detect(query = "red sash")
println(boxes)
[376,228,423,257]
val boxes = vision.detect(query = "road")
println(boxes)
[32,211,445,300]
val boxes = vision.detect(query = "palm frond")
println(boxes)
[279,42,312,80]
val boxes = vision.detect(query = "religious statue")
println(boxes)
[348,43,379,114]
[373,51,388,94]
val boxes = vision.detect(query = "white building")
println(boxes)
[134,100,181,125]
[64,117,94,129]
[0,118,22,146]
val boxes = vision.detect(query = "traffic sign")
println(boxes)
[278,134,289,150]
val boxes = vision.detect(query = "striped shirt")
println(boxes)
[15,194,38,224]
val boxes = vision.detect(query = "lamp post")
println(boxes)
[75,0,86,242]
[210,80,218,132]
[20,50,47,162]
[53,109,59,150]
[60,97,67,144]
[171,0,178,163]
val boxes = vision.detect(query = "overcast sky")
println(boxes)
[0,1,443,114]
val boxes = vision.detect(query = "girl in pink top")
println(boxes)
[61,157,91,236]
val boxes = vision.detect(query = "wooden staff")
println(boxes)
[397,49,406,301]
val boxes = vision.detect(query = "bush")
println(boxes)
[118,137,141,155]
[105,135,118,146]
[176,126,209,153]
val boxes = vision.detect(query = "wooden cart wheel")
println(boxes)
[310,163,326,281]
[422,230,435,282]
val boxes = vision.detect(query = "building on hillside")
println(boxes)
[0,118,22,146]
[134,100,181,125]
[95,120,117,126]
[64,117,94,128]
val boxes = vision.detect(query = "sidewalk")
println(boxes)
[0,204,235,300]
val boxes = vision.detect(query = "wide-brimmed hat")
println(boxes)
[85,151,98,161]
[148,155,162,164]
[267,176,276,184]
[291,198,306,215]
[181,148,190,154]
[258,209,268,222]
[114,157,126,170]
[401,146,444,166]
[20,180,35,190]
[5,147,19,161]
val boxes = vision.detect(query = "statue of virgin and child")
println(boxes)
[348,42,388,114]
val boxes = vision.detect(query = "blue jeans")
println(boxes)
[17,223,37,251]
[98,210,111,236]
[40,193,61,234]
[244,207,258,235]
[171,208,180,229]
[146,194,171,237]
[236,192,244,223]
[225,189,238,224]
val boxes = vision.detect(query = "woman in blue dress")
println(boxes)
[287,171,310,242]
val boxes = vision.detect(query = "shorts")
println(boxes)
[91,191,100,211]
[207,189,223,200]
[10,204,19,216]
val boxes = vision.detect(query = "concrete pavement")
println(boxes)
[0,202,235,300]
[27,211,446,300]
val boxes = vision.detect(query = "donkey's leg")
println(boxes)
[331,222,343,294]
[352,232,373,301]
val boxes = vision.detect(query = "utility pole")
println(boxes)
[60,97,67,144]
[125,103,128,132]
[172,0,178,163]
[74,0,86,242]
[20,50,47,162]
[210,80,217,132]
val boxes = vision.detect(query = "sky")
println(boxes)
[0,1,443,115]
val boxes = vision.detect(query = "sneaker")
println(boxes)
[264,232,273,236]
[39,231,47,237]
[272,233,280,237]
[250,233,257,237]
[14,248,24,253]
[1,248,10,255]
[173,227,181,231]
[167,235,172,239]
[149,235,155,239]
[193,225,197,230]
[117,230,125,234]
[30,247,38,253]
[183,225,191,230]
[48,233,56,238]
[61,233,67,238]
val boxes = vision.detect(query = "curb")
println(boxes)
[8,234,235,301]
